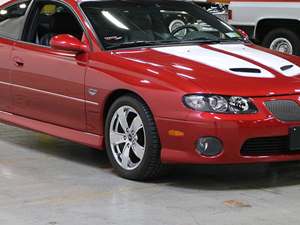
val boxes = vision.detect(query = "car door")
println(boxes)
[10,1,89,131]
[0,38,13,112]
[0,1,31,112]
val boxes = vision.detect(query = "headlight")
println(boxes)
[183,94,257,114]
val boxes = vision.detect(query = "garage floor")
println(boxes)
[1,123,300,225]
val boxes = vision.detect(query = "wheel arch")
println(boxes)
[102,89,153,125]
[255,18,300,42]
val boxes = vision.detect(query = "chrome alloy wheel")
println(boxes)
[109,106,146,170]
[270,38,293,54]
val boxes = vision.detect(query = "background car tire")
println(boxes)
[105,94,164,180]
[262,28,300,56]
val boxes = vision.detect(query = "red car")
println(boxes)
[1,0,300,180]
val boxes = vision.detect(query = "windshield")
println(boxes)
[81,1,244,50]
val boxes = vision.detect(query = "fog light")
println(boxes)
[196,137,223,157]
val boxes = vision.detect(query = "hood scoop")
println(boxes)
[211,44,300,77]
[229,68,261,73]
[281,65,294,71]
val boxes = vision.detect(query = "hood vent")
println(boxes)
[280,65,294,71]
[229,68,261,73]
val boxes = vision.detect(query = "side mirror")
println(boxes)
[50,34,89,53]
[237,29,249,41]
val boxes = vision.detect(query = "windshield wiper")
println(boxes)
[160,39,221,44]
[106,39,222,50]
[106,41,159,50]
[188,39,221,44]
[219,37,246,43]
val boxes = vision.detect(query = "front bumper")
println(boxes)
[156,95,300,164]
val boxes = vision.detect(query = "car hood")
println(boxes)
[111,43,300,97]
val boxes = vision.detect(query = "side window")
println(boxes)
[0,1,31,39]
[23,2,84,47]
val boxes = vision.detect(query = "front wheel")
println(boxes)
[105,95,163,180]
[262,28,300,56]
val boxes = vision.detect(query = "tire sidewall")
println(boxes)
[263,29,300,55]
[105,95,160,180]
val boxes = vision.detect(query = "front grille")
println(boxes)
[265,100,300,122]
[241,136,290,156]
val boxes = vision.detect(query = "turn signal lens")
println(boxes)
[168,130,185,137]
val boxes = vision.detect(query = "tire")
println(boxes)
[262,28,300,56]
[105,94,163,180]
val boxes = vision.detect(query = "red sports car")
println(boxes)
[1,0,300,180]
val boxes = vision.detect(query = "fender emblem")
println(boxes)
[88,88,98,96]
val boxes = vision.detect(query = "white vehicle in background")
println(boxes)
[229,0,300,56]
[194,0,229,21]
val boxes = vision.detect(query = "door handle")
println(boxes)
[13,56,24,67]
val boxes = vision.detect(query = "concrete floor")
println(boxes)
[1,124,300,225]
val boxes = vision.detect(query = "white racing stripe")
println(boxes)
[154,45,275,78]
[211,44,300,77]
